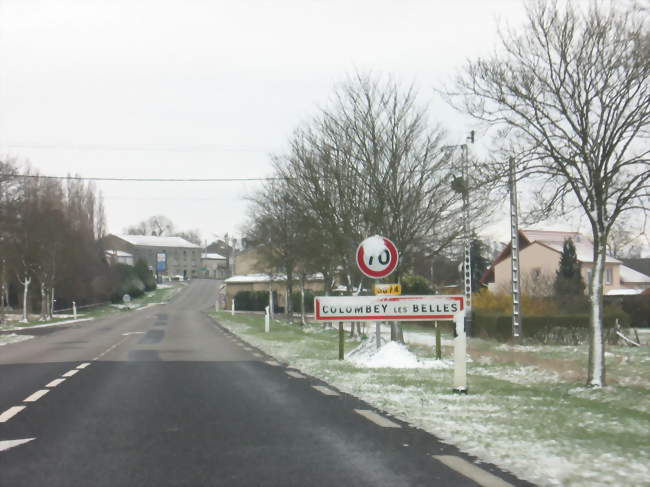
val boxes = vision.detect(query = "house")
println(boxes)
[224,273,326,311]
[102,234,201,280]
[232,246,270,275]
[481,229,650,296]
[200,253,228,279]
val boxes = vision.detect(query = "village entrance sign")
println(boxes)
[314,235,468,393]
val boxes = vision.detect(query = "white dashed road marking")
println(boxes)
[432,456,514,487]
[0,438,35,453]
[23,390,49,403]
[76,363,91,369]
[46,378,66,388]
[62,369,79,378]
[354,409,401,428]
[312,385,339,396]
[93,334,132,360]
[265,361,280,367]
[0,406,26,423]
[285,371,306,379]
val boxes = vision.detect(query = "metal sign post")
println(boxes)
[156,251,167,284]
[315,295,467,391]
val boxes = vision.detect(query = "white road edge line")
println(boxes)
[0,406,26,423]
[285,371,306,379]
[62,369,79,378]
[265,361,280,366]
[432,455,514,487]
[23,390,49,403]
[46,378,66,388]
[0,438,35,453]
[312,385,339,396]
[76,362,91,369]
[354,409,401,428]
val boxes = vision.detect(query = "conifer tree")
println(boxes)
[554,238,585,298]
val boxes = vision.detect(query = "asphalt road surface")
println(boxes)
[0,280,533,487]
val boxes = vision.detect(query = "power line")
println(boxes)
[13,174,290,182]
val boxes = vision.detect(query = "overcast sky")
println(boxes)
[0,0,586,245]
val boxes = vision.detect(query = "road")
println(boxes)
[0,280,532,487]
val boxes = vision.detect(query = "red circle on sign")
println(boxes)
[356,236,399,278]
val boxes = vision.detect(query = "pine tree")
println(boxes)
[554,238,585,298]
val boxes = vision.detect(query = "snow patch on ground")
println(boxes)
[472,364,561,385]
[347,339,453,369]
[0,333,33,346]
[3,317,94,331]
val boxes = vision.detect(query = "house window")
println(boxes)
[531,268,541,281]
[605,267,613,285]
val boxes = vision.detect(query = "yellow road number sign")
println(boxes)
[374,283,401,295]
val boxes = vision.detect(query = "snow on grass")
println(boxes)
[347,339,453,369]
[0,333,33,346]
[2,317,94,331]
[214,312,650,487]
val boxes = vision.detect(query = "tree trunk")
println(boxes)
[587,235,607,387]
[40,282,48,321]
[286,267,294,324]
[300,275,306,326]
[21,275,31,323]
[49,287,55,319]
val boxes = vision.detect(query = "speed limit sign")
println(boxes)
[356,235,399,279]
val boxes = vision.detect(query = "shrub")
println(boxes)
[473,288,564,316]
[110,264,145,303]
[620,295,650,327]
[472,308,630,344]
[134,259,157,291]
[401,274,433,295]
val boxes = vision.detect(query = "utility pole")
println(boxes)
[462,131,474,336]
[509,157,522,341]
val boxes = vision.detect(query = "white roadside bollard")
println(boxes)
[453,311,467,393]
[72,301,77,320]
[231,299,235,316]
[265,305,270,333]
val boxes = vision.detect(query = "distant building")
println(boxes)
[102,234,201,279]
[481,229,650,296]
[104,249,134,266]
[201,253,228,279]
[233,247,274,275]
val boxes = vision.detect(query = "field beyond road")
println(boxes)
[213,312,650,487]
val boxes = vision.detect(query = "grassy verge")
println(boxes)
[211,311,650,487]
[1,283,184,330]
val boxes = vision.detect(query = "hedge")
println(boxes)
[289,290,315,314]
[234,291,281,312]
[472,308,630,344]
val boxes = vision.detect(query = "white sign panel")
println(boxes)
[314,295,464,322]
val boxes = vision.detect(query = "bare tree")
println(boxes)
[125,215,176,236]
[449,1,650,386]
[276,74,491,292]
[246,180,304,323]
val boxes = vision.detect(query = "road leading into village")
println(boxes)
[0,280,532,486]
